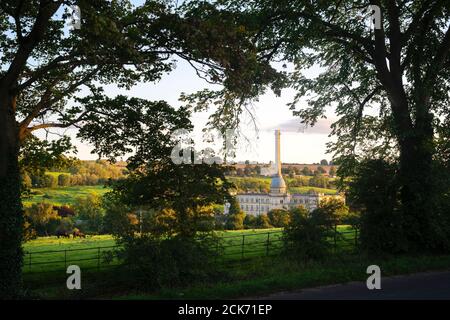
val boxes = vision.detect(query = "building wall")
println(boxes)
[236,193,325,216]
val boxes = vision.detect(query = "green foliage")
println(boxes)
[255,214,272,229]
[180,0,450,255]
[22,185,110,207]
[349,159,450,254]
[19,136,76,178]
[225,211,246,230]
[317,166,326,174]
[57,174,70,187]
[102,193,134,236]
[228,176,270,193]
[301,167,313,176]
[268,209,290,228]
[25,203,60,236]
[283,206,334,261]
[227,197,241,215]
[229,175,336,194]
[315,198,349,225]
[308,173,330,189]
[243,214,257,229]
[109,235,220,291]
[73,194,104,234]
[347,159,406,254]
[329,167,336,177]
[1,0,276,298]
[22,172,32,189]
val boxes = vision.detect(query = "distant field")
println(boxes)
[289,186,337,194]
[22,185,111,207]
[22,176,336,208]
[45,171,69,179]
[227,176,337,194]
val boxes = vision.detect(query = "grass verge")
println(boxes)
[25,252,450,300]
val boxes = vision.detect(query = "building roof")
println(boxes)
[270,174,286,189]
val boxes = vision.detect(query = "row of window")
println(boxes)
[241,204,270,212]
[238,197,271,204]
[238,197,317,205]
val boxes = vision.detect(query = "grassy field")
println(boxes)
[22,185,111,207]
[22,226,356,275]
[289,186,337,194]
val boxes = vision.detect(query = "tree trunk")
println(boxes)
[0,90,23,299]
[397,109,435,251]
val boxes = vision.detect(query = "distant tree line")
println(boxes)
[22,160,127,188]
[229,174,335,192]
[227,164,336,178]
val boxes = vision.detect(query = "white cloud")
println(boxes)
[264,117,336,135]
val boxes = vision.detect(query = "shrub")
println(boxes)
[268,209,290,227]
[243,214,257,229]
[315,198,349,225]
[283,206,334,262]
[255,214,272,229]
[25,202,60,236]
[225,211,245,230]
[73,193,105,234]
[347,159,407,254]
[58,174,70,187]
[54,205,76,218]
[115,235,219,290]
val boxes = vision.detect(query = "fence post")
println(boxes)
[97,247,101,271]
[334,225,337,253]
[215,238,219,264]
[266,233,270,256]
[241,235,245,261]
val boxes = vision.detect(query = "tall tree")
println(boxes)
[0,0,276,297]
[184,0,450,252]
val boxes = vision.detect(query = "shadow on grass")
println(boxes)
[24,252,450,300]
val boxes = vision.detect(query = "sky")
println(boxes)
[34,1,337,164]
[48,57,337,164]
[41,58,336,164]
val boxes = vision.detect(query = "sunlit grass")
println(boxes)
[22,185,111,207]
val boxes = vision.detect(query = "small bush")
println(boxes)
[225,211,245,230]
[268,209,290,227]
[255,214,272,229]
[116,235,219,290]
[283,206,334,262]
[243,214,257,229]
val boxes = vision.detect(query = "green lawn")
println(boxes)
[22,226,356,275]
[22,185,111,207]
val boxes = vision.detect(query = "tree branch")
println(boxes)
[1,0,63,88]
